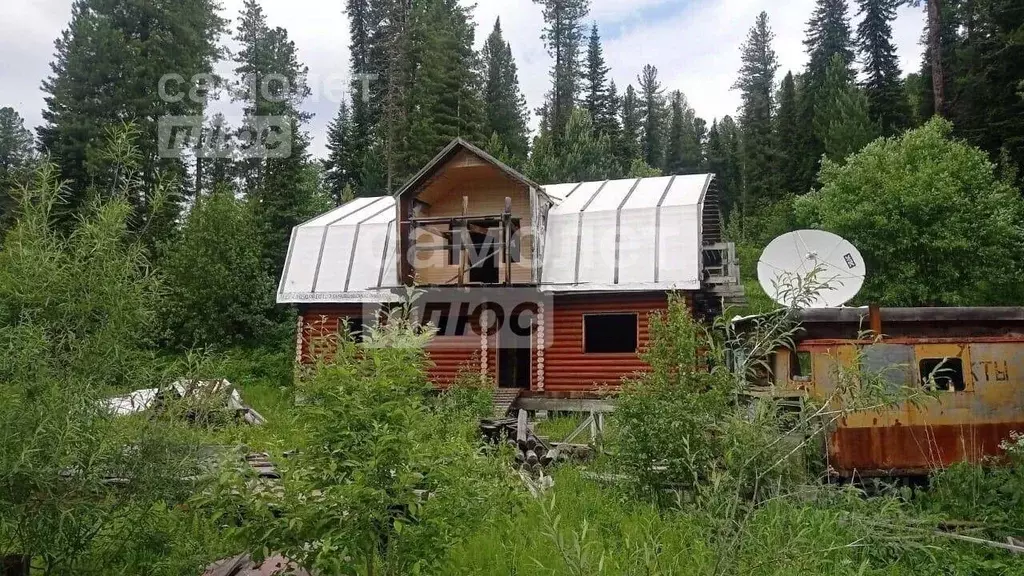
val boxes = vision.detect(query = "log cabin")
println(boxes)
[277,139,741,406]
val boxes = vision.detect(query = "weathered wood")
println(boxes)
[0,556,29,576]
[933,531,1024,554]
[514,397,616,413]
[526,450,539,466]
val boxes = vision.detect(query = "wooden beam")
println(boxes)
[514,397,616,413]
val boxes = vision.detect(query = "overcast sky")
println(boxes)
[1,0,925,158]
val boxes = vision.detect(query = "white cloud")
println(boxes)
[0,0,925,159]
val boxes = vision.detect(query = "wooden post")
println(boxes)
[503,196,512,286]
[459,196,468,286]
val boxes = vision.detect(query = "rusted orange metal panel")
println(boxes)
[786,335,1024,476]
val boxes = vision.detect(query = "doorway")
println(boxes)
[498,346,531,389]
[468,229,499,283]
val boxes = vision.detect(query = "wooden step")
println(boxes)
[492,389,522,418]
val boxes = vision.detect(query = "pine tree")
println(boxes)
[774,72,804,194]
[798,0,856,189]
[233,0,321,275]
[324,100,355,204]
[0,107,36,227]
[482,17,530,167]
[950,0,1024,178]
[666,91,686,174]
[706,116,742,216]
[815,54,878,162]
[344,0,379,196]
[527,108,611,183]
[638,64,666,170]
[37,0,225,225]
[584,23,619,141]
[734,11,779,206]
[403,0,485,176]
[533,0,591,138]
[618,84,643,172]
[856,0,910,135]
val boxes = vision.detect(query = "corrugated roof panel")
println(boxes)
[620,176,675,209]
[660,174,709,206]
[616,207,658,284]
[347,221,393,291]
[656,204,701,284]
[302,196,379,227]
[584,178,640,212]
[548,180,605,214]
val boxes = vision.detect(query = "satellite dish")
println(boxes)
[757,230,865,308]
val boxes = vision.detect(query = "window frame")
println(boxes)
[919,356,967,392]
[581,312,640,355]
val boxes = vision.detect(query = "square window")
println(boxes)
[584,314,638,353]
[790,351,812,381]
[919,357,965,391]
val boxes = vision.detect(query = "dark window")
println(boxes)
[468,230,499,283]
[344,317,364,343]
[790,351,811,380]
[920,357,966,391]
[584,314,638,353]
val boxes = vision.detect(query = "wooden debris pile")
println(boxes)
[480,410,555,475]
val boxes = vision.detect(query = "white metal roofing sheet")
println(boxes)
[277,174,714,303]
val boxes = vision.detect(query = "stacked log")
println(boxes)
[479,410,555,475]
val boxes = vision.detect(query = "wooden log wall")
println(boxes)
[540,293,678,392]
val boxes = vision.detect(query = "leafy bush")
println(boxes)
[795,118,1024,306]
[0,157,209,573]
[209,307,518,575]
[160,188,277,349]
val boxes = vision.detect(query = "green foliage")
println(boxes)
[533,0,591,139]
[618,84,644,172]
[37,0,225,221]
[638,64,666,170]
[855,0,910,135]
[814,53,879,162]
[773,72,804,195]
[0,107,36,229]
[796,117,1024,305]
[528,108,613,183]
[210,309,517,575]
[160,189,277,349]
[482,17,531,167]
[734,12,779,205]
[626,158,662,178]
[0,161,207,573]
[584,23,621,146]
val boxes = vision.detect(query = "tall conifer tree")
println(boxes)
[482,17,530,167]
[734,11,779,206]
[618,84,644,171]
[638,64,666,170]
[533,0,590,139]
[774,71,804,194]
[856,0,910,135]
[38,0,225,226]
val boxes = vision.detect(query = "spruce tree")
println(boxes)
[706,116,742,217]
[584,23,619,140]
[37,0,225,225]
[638,64,666,170]
[774,72,804,194]
[666,91,686,174]
[527,108,610,183]
[814,54,878,162]
[482,17,531,167]
[798,0,856,189]
[233,0,321,275]
[618,84,643,172]
[324,100,355,204]
[344,0,379,196]
[856,0,910,135]
[734,11,779,206]
[403,0,485,176]
[950,0,1024,178]
[533,0,591,138]
[0,107,36,227]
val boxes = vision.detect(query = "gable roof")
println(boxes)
[392,138,544,200]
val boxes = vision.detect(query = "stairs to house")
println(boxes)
[492,388,522,418]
